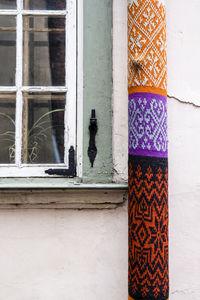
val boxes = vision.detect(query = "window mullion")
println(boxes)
[15,0,23,166]
[64,0,76,166]
[0,11,17,16]
[22,87,68,92]
[22,10,66,16]
[0,0,76,173]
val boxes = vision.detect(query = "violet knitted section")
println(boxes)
[129,93,167,158]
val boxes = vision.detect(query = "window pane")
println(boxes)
[24,0,66,10]
[0,1,16,9]
[22,93,65,164]
[23,16,65,86]
[0,94,16,164]
[0,16,16,86]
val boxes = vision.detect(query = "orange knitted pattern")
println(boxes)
[128,0,167,96]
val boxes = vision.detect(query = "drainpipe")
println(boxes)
[128,0,168,299]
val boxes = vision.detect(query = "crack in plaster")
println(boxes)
[167,94,200,108]
[113,167,128,183]
[171,289,189,295]
[171,288,200,295]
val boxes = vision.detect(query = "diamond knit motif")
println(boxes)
[128,0,167,91]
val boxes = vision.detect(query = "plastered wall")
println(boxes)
[167,0,200,298]
[0,207,128,300]
[0,0,199,299]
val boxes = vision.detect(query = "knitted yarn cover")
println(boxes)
[128,0,169,299]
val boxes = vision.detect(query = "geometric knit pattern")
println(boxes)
[128,0,168,299]
[129,156,168,300]
[128,0,167,94]
[129,93,167,158]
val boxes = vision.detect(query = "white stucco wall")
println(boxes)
[167,0,200,298]
[0,0,199,299]
[0,207,128,300]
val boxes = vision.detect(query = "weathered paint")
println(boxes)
[83,0,113,183]
[112,0,128,183]
[0,188,127,209]
[0,178,127,190]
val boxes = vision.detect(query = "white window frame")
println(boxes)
[0,0,77,177]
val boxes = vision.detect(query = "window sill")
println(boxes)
[0,179,128,209]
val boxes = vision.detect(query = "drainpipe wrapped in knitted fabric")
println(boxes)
[128,0,169,299]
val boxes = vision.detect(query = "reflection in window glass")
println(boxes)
[22,93,65,164]
[0,94,16,164]
[24,0,66,11]
[0,0,16,9]
[0,16,16,86]
[23,16,65,86]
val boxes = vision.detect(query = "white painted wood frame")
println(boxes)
[0,0,78,178]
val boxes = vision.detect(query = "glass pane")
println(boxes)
[23,16,65,86]
[22,93,65,164]
[0,0,16,9]
[0,94,16,164]
[24,0,66,10]
[0,16,16,86]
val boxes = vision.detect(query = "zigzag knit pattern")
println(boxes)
[128,0,169,299]
[129,156,168,300]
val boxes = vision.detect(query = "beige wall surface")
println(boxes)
[167,0,200,298]
[0,207,128,300]
[0,0,199,299]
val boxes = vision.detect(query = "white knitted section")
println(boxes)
[128,0,139,6]
[128,0,165,7]
[158,0,165,6]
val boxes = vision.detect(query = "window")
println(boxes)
[0,0,127,209]
[0,0,124,189]
[0,0,76,177]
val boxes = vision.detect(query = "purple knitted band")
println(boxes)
[129,93,168,158]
